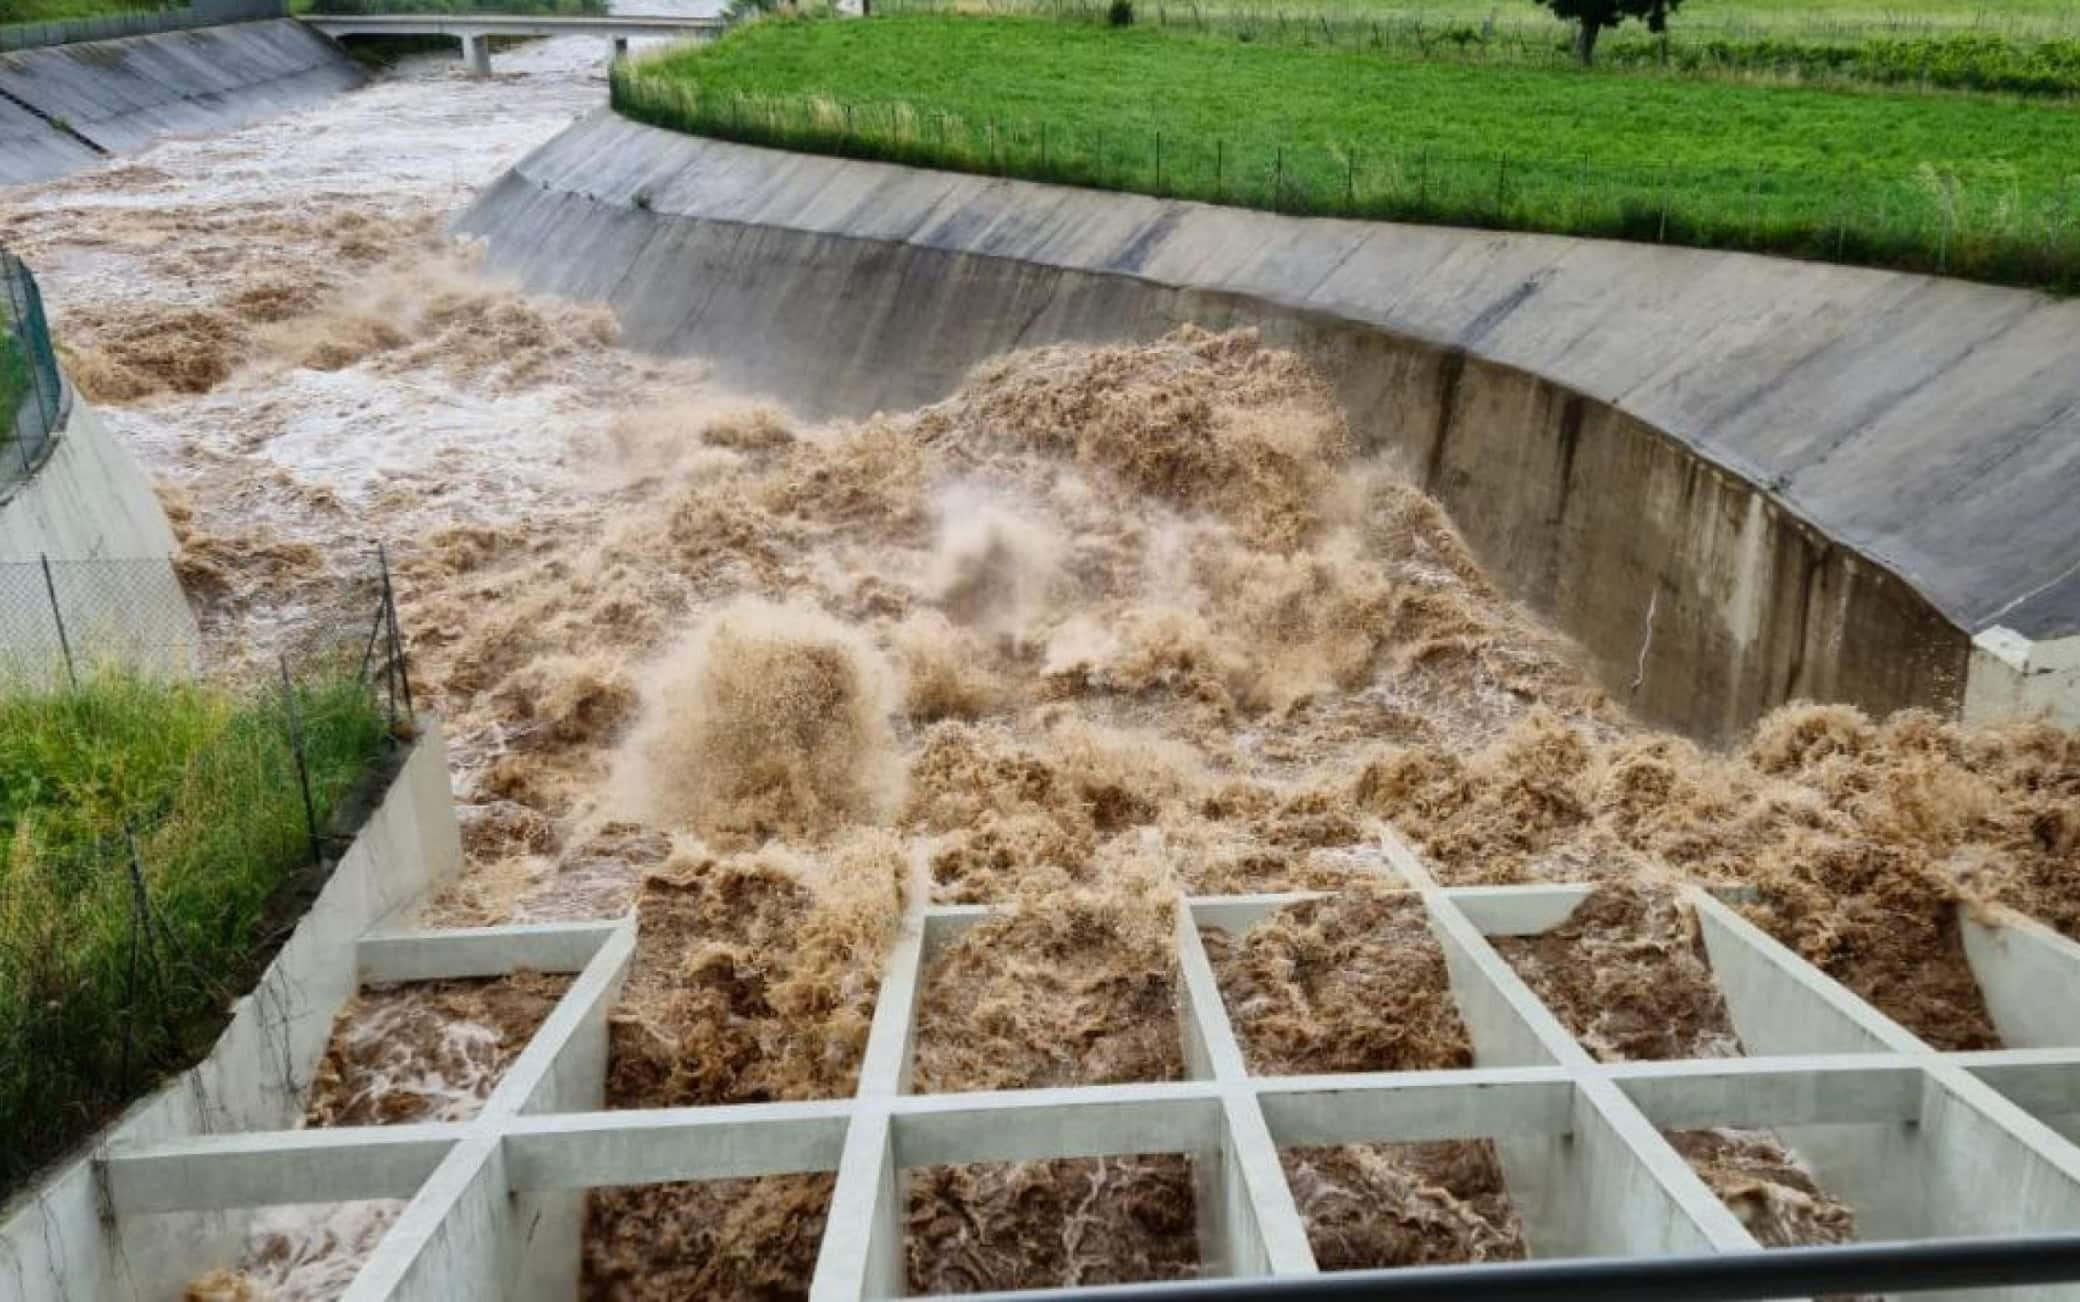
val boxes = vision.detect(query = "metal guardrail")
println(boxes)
[0,0,284,53]
[968,1234,2080,1301]
[0,250,66,497]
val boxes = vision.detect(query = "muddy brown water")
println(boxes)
[6,18,2074,1292]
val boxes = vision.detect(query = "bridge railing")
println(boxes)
[0,250,65,497]
[0,0,285,53]
[298,0,608,15]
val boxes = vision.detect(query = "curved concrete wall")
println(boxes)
[0,392,180,561]
[0,19,362,185]
[0,386,201,667]
[460,113,2080,743]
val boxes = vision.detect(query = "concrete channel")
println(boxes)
[0,19,364,184]
[5,22,2080,1301]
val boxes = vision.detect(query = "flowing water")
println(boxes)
[5,17,2078,1298]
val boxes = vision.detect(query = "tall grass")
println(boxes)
[615,17,2080,291]
[0,665,388,1189]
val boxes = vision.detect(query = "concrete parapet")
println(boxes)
[1965,626,2080,729]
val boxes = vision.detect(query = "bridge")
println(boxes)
[301,12,725,74]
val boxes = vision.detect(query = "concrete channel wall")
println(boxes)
[0,386,202,668]
[0,725,462,1302]
[0,392,180,561]
[460,113,2080,743]
[0,18,363,185]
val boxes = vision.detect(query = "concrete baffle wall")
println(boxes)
[0,724,464,1302]
[458,114,2080,743]
[27,827,2080,1299]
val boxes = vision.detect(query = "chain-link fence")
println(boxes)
[0,556,200,682]
[0,251,65,497]
[0,0,286,53]
[0,555,414,1191]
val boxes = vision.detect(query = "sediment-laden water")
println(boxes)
[6,19,2076,1297]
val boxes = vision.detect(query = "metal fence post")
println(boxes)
[380,543,414,719]
[280,656,324,869]
[119,838,143,1094]
[40,553,77,690]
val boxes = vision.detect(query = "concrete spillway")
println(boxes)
[0,19,363,184]
[459,110,2080,743]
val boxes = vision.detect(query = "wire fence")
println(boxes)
[0,556,199,681]
[611,71,2080,292]
[0,251,65,498]
[0,0,286,52]
[299,0,609,14]
[0,553,411,1190]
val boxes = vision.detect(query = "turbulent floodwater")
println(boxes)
[0,25,710,661]
[6,21,2078,1300]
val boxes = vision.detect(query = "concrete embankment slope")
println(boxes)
[0,19,362,184]
[0,91,102,184]
[460,111,2080,743]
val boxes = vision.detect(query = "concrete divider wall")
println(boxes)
[0,723,462,1302]
[459,113,2080,742]
[0,18,363,185]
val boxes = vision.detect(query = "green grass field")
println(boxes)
[0,0,173,23]
[617,15,2080,288]
[0,667,387,1189]
[888,1,2080,97]
[890,0,2080,35]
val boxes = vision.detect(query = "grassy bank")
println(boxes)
[0,667,388,1189]
[889,0,2080,34]
[1,0,173,22]
[880,1,2080,98]
[616,15,2080,289]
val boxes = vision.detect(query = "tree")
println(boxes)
[1535,0,1682,66]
